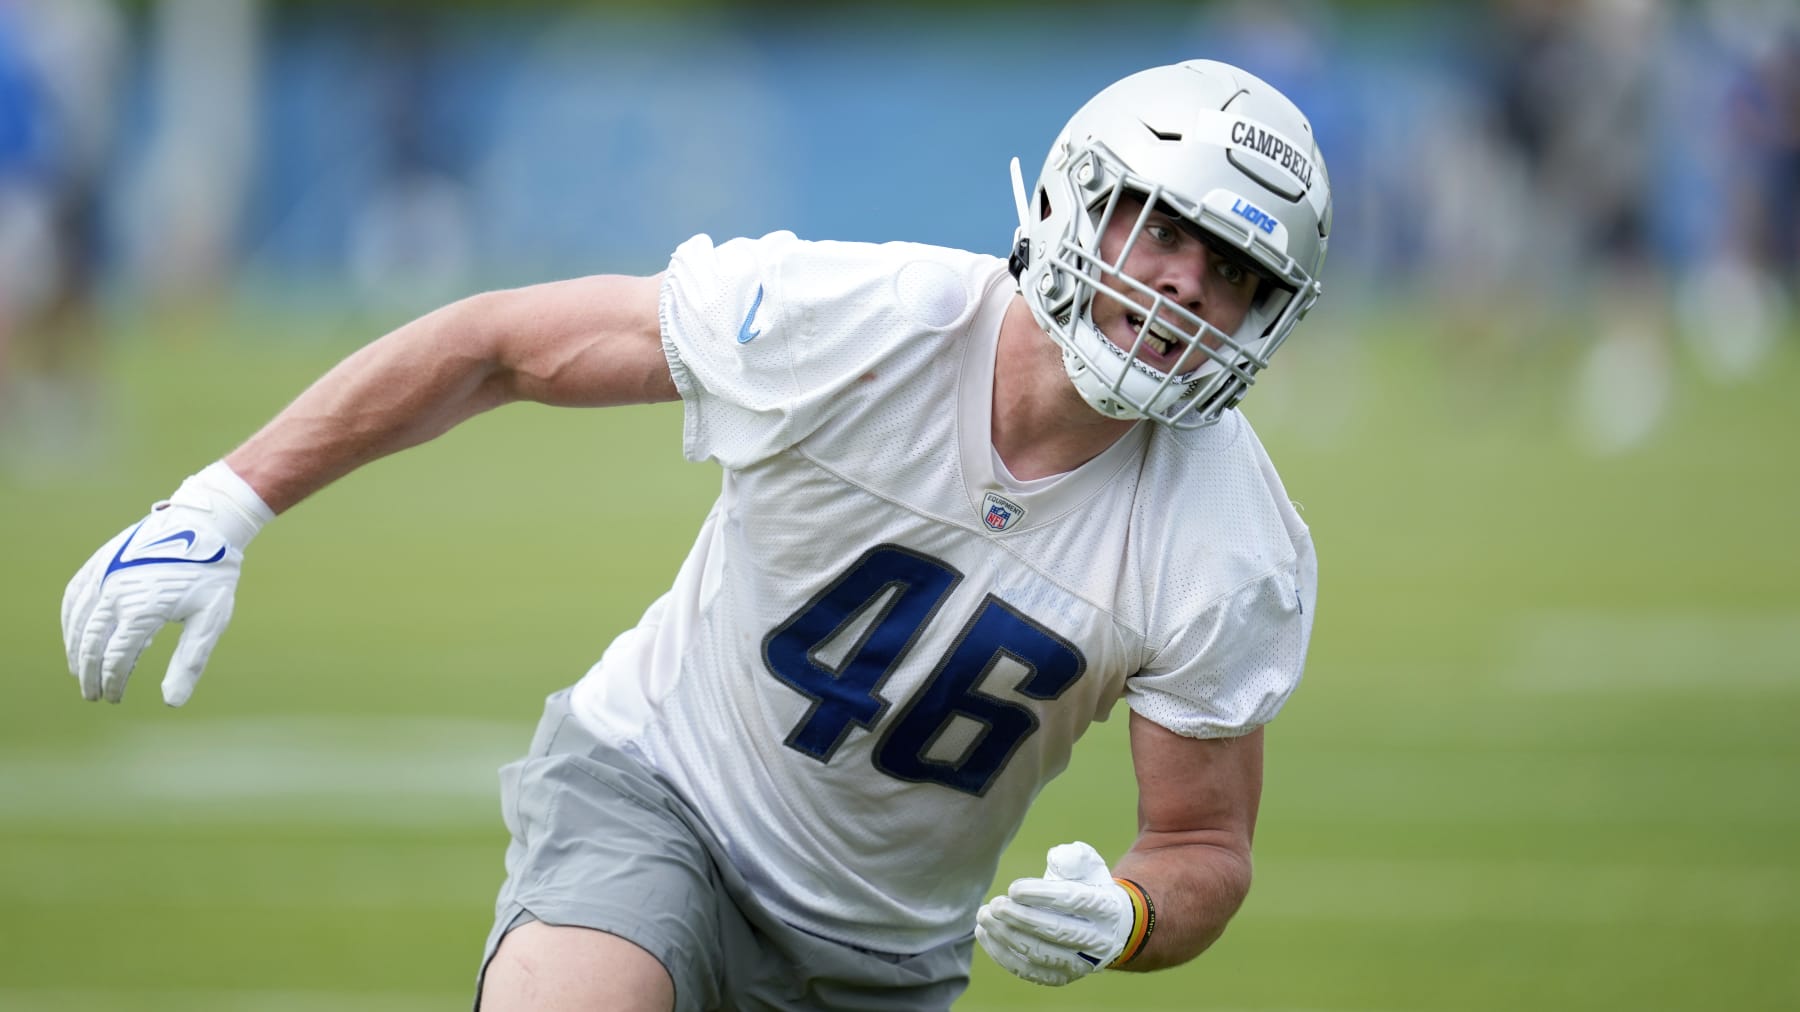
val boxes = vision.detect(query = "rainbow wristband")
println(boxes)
[1111,877,1155,966]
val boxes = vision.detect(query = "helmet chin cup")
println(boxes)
[1062,342,1139,422]
[1013,60,1331,429]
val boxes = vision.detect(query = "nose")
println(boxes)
[1152,245,1210,316]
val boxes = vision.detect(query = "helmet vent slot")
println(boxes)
[1141,121,1183,142]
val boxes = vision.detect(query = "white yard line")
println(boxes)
[0,715,525,825]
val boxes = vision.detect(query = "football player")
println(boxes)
[61,59,1331,1010]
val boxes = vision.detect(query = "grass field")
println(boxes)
[2,308,1796,1010]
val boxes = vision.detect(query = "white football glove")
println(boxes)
[61,461,273,706]
[976,841,1147,986]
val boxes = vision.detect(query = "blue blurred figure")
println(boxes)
[0,0,123,474]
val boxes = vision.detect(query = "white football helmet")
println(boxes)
[1010,59,1332,428]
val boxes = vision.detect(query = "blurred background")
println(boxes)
[2,0,1797,1009]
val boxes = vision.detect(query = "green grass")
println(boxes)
[2,307,1796,1010]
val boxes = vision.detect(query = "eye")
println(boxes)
[1144,221,1177,244]
[1214,258,1248,286]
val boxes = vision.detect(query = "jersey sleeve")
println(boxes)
[661,231,946,469]
[1125,530,1318,739]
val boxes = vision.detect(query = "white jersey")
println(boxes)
[569,231,1317,954]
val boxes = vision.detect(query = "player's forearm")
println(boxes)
[222,275,673,514]
[1108,836,1253,972]
[225,292,521,513]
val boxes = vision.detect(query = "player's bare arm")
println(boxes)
[230,272,673,513]
[974,716,1263,985]
[1108,713,1262,971]
[60,271,671,706]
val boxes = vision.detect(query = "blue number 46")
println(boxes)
[761,544,1086,796]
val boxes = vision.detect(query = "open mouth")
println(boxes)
[1125,311,1189,362]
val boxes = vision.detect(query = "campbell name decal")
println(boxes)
[1231,121,1314,190]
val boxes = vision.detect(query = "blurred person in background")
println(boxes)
[1740,19,1800,301]
[1710,0,1800,356]
[1713,0,1800,300]
[121,0,259,312]
[1485,0,1674,453]
[0,0,123,475]
[346,13,474,316]
[60,59,1331,1010]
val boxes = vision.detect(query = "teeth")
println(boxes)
[1127,313,1179,357]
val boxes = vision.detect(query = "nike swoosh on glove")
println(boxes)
[61,461,273,705]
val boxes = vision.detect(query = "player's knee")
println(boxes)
[480,920,675,1012]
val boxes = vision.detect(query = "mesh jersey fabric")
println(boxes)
[568,230,1317,955]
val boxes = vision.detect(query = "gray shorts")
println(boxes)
[476,689,972,1012]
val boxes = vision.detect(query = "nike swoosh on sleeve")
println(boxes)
[737,284,765,344]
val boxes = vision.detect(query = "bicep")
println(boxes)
[1128,710,1263,851]
[481,272,678,408]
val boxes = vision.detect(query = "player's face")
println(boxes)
[1089,193,1261,373]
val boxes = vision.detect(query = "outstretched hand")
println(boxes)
[60,462,272,706]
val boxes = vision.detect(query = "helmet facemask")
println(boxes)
[1010,60,1330,430]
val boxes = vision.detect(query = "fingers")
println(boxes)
[164,588,233,707]
[980,860,1120,987]
[977,921,1041,982]
[61,561,92,675]
[976,906,1086,986]
[1009,876,1115,919]
[985,893,1107,951]
[61,513,242,706]
[63,577,96,686]
[978,924,1065,985]
[63,534,122,683]
[101,611,164,703]
[76,598,117,702]
[986,894,1065,936]
[76,584,230,706]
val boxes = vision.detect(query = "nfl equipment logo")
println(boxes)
[980,491,1025,533]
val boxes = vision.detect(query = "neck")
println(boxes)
[991,295,1139,481]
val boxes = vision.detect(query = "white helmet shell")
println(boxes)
[1011,59,1332,428]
